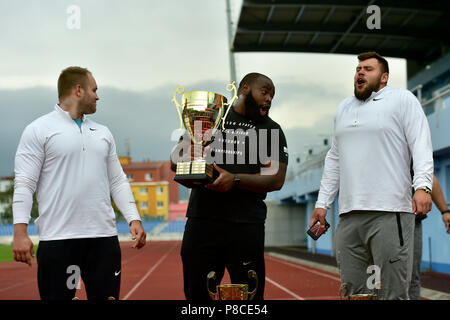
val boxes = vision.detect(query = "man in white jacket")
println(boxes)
[309,52,433,300]
[12,66,146,300]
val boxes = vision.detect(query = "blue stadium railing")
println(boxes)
[0,220,187,237]
[160,220,186,233]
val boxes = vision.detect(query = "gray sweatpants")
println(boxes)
[335,211,415,300]
[409,221,422,300]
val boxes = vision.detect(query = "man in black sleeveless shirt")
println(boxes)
[171,73,288,300]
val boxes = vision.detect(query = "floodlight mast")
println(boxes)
[225,0,237,84]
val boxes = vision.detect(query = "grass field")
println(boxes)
[0,244,38,263]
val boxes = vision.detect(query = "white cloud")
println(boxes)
[271,92,339,130]
[0,0,409,173]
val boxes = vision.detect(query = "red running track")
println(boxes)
[0,241,341,300]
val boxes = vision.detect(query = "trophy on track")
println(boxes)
[339,283,379,300]
[171,82,238,188]
[206,270,258,300]
[348,294,378,300]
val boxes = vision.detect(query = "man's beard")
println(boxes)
[80,96,96,114]
[244,92,269,123]
[354,77,382,101]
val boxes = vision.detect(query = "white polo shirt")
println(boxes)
[316,86,433,214]
[13,104,141,240]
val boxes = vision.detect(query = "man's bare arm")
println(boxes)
[206,161,287,193]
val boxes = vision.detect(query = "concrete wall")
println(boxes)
[426,95,450,152]
[305,197,339,257]
[264,200,306,247]
[422,157,450,273]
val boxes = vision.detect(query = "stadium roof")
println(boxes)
[232,0,450,76]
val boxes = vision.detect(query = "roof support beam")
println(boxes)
[309,32,320,46]
[354,34,367,47]
[237,22,440,43]
[242,0,447,14]
[330,0,376,53]
[266,5,275,23]
[323,6,335,23]
[401,10,418,27]
[294,6,305,23]
[283,32,292,47]
[258,32,265,46]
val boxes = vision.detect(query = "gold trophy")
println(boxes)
[339,284,379,300]
[347,294,378,300]
[171,82,238,188]
[206,270,258,300]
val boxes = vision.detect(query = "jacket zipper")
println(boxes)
[76,121,85,151]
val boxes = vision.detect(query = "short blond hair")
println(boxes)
[57,66,91,99]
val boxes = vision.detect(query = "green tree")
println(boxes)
[111,197,127,222]
[0,181,39,224]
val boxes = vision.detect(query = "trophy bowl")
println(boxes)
[207,270,258,301]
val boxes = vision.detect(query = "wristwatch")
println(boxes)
[233,173,241,188]
[416,186,431,194]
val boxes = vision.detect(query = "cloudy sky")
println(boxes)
[0,0,407,177]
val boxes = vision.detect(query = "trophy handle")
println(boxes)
[206,271,218,300]
[247,270,258,301]
[171,85,185,130]
[221,81,238,130]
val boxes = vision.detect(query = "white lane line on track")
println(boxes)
[266,255,341,282]
[121,242,163,265]
[303,296,340,300]
[123,243,178,300]
[265,277,305,300]
[0,280,35,293]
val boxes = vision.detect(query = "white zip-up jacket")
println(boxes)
[13,104,141,240]
[316,86,433,214]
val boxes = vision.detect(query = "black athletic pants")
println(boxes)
[36,236,121,300]
[181,217,265,301]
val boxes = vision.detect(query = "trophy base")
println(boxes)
[348,294,378,300]
[216,284,249,300]
[174,161,215,188]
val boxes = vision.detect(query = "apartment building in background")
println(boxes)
[119,157,186,221]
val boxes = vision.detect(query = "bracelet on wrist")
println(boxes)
[441,209,450,215]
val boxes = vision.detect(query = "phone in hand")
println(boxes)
[307,220,330,240]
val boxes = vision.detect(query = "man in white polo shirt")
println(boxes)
[309,52,433,300]
[12,66,146,300]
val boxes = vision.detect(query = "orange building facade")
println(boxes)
[119,157,181,220]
